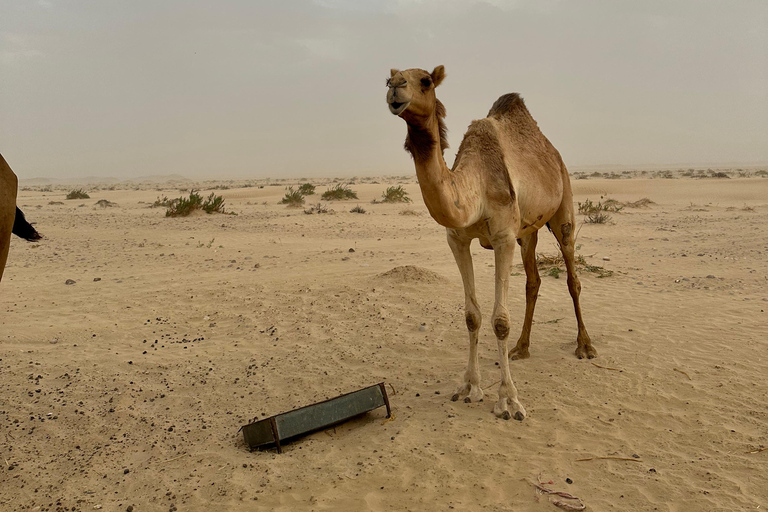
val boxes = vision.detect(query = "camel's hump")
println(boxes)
[487,93,527,119]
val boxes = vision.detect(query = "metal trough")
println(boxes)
[241,382,391,453]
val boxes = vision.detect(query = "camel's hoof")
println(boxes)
[509,346,531,361]
[501,411,511,421]
[514,411,524,421]
[451,394,460,402]
[575,345,598,360]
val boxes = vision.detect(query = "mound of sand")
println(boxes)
[375,265,447,284]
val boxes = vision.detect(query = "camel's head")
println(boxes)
[386,66,446,119]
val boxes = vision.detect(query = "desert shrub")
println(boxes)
[280,186,305,207]
[321,184,358,200]
[95,199,117,208]
[379,185,411,203]
[298,183,316,196]
[48,201,64,205]
[66,189,90,200]
[152,195,174,208]
[399,209,420,216]
[202,193,226,214]
[585,211,611,224]
[165,191,226,217]
[350,205,366,214]
[303,202,333,215]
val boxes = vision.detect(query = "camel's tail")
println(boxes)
[13,207,42,241]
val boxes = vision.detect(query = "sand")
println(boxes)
[1,176,767,511]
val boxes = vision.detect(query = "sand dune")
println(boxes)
[1,177,767,511]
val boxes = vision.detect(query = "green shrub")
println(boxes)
[165,191,226,217]
[379,185,411,203]
[152,195,173,208]
[66,189,90,200]
[298,183,316,196]
[280,187,305,207]
[321,184,358,201]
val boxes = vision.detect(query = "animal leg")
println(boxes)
[446,231,484,403]
[549,204,596,359]
[491,240,525,421]
[0,156,18,283]
[509,231,540,360]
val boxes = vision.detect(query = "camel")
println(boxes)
[1,153,41,282]
[386,66,596,421]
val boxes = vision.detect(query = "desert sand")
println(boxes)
[1,174,767,511]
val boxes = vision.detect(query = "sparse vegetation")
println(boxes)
[577,199,617,224]
[280,186,305,207]
[165,190,227,217]
[48,201,64,205]
[321,184,358,201]
[66,189,90,200]
[624,198,655,208]
[303,203,333,215]
[152,195,174,208]
[399,209,420,216]
[298,183,316,196]
[536,251,613,278]
[95,199,117,208]
[350,205,366,214]
[378,185,411,203]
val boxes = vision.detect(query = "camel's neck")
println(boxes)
[406,115,480,229]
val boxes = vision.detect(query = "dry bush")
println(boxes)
[350,205,366,214]
[303,203,333,215]
[66,189,90,200]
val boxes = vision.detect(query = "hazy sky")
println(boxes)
[1,0,766,179]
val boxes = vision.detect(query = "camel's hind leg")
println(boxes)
[548,202,597,359]
[446,230,484,404]
[508,231,540,360]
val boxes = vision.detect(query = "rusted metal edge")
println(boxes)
[242,382,390,452]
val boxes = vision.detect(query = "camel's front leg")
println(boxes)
[446,231,484,404]
[491,241,526,421]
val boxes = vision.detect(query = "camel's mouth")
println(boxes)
[389,100,410,116]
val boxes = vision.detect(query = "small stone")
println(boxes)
[349,248,355,252]
[419,323,427,332]
[341,256,350,261]
[706,275,715,279]
[126,506,134,512]
[65,279,76,285]
[123,468,130,474]
[602,257,610,261]
[93,277,101,282]
[565,478,573,484]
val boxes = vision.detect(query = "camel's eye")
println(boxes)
[421,77,432,88]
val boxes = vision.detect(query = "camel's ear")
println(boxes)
[431,65,446,87]
[390,68,399,78]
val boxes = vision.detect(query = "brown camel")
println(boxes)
[1,153,42,283]
[386,66,596,421]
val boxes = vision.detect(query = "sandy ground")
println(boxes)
[1,176,767,512]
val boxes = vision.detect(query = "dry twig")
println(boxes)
[591,362,623,372]
[576,456,642,463]
[746,446,766,454]
[673,368,692,380]
[527,478,586,511]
